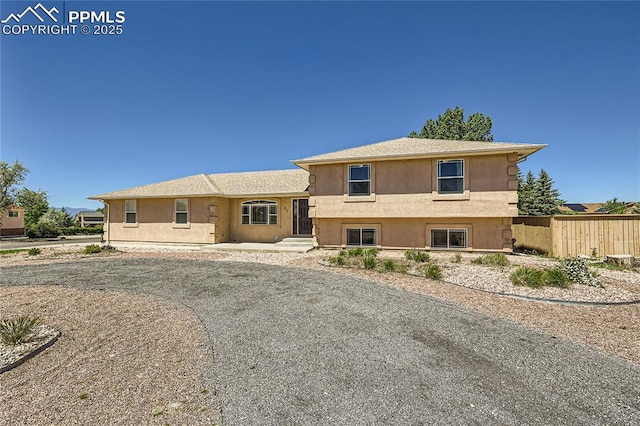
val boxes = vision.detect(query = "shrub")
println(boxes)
[382,259,396,272]
[424,264,443,280]
[328,255,345,266]
[363,254,376,270]
[405,250,429,263]
[28,248,41,256]
[338,249,348,257]
[26,223,59,238]
[510,266,544,288]
[451,253,462,263]
[364,248,379,257]
[0,316,41,345]
[560,257,602,287]
[347,248,364,257]
[472,253,509,267]
[542,268,570,288]
[83,244,102,254]
[59,226,103,235]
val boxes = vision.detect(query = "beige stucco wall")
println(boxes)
[308,154,519,219]
[314,217,513,252]
[103,196,307,244]
[0,207,25,236]
[227,197,300,243]
[105,197,217,244]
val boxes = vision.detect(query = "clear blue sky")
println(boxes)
[1,1,638,209]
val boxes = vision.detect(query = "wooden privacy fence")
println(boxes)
[512,215,640,258]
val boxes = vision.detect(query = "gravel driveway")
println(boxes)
[2,258,639,425]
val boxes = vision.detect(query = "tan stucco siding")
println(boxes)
[314,217,512,251]
[227,197,299,243]
[1,208,25,230]
[308,154,519,219]
[105,197,216,244]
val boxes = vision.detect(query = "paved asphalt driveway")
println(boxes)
[2,258,639,425]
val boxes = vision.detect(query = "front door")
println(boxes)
[293,199,312,235]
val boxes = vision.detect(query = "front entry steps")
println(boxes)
[204,237,314,253]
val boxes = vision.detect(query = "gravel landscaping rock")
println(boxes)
[1,249,639,425]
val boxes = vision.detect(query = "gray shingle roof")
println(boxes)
[292,137,546,167]
[89,169,309,200]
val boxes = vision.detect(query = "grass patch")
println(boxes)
[0,249,30,255]
[28,247,41,256]
[451,253,462,263]
[510,266,544,288]
[472,253,509,267]
[328,255,345,266]
[363,254,376,270]
[83,244,102,254]
[542,268,570,288]
[382,259,397,272]
[347,247,364,257]
[424,264,443,280]
[405,250,429,262]
[0,316,42,345]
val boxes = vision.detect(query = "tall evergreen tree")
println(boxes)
[518,169,563,215]
[409,106,493,141]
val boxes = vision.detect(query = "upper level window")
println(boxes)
[175,199,188,224]
[241,200,278,225]
[8,210,19,218]
[437,160,464,194]
[125,200,137,223]
[348,164,370,196]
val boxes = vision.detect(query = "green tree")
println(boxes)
[38,208,74,229]
[601,197,630,214]
[409,106,493,141]
[0,160,29,219]
[518,169,564,215]
[16,188,49,227]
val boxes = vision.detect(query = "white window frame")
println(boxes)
[348,164,371,196]
[431,228,467,249]
[124,200,137,224]
[437,159,464,194]
[8,210,19,218]
[241,200,278,225]
[346,227,377,247]
[174,199,189,225]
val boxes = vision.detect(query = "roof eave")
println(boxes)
[292,144,547,167]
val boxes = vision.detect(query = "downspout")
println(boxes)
[103,200,110,245]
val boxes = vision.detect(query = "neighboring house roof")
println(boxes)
[292,137,546,168]
[559,203,605,214]
[89,169,310,200]
[76,211,105,218]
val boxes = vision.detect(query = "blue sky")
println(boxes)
[1,1,638,209]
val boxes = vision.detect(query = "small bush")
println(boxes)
[472,253,509,267]
[364,248,379,257]
[0,316,41,345]
[542,268,570,288]
[405,250,429,263]
[328,255,345,266]
[28,248,41,256]
[83,244,102,254]
[347,248,364,257]
[560,257,602,287]
[424,264,443,280]
[363,255,376,270]
[59,226,104,235]
[382,259,396,272]
[338,249,348,257]
[510,266,544,288]
[451,253,462,263]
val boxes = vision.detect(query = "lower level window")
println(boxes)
[175,199,188,224]
[346,228,377,246]
[431,229,467,249]
[241,200,278,225]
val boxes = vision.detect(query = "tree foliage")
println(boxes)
[409,106,493,141]
[39,208,74,229]
[601,198,632,214]
[0,160,29,216]
[16,188,49,227]
[518,169,564,215]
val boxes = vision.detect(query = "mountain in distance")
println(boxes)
[56,207,97,217]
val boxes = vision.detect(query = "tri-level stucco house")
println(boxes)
[89,137,545,251]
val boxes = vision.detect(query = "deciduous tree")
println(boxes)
[0,160,29,218]
[16,188,49,227]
